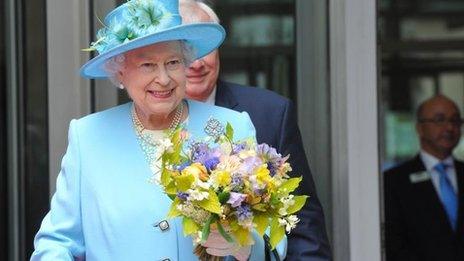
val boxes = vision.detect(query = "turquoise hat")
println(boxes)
[80,0,225,79]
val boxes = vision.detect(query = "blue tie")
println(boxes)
[434,163,458,231]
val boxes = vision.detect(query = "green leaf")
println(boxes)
[170,147,182,164]
[198,191,222,214]
[270,194,280,205]
[251,203,267,212]
[253,214,269,236]
[81,47,95,52]
[232,226,253,246]
[164,182,177,195]
[174,174,195,192]
[182,217,199,236]
[216,220,234,243]
[201,215,217,242]
[225,122,234,141]
[286,195,309,214]
[171,128,182,144]
[269,217,285,249]
[160,168,172,187]
[277,177,302,195]
[218,191,230,204]
[167,198,181,218]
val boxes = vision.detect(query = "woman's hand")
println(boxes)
[201,230,251,261]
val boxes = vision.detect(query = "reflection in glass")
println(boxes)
[229,15,293,47]
[211,0,295,99]
[381,1,464,258]
[380,0,464,166]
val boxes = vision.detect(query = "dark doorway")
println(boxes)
[3,0,50,259]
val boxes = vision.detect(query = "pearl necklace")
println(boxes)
[131,100,185,146]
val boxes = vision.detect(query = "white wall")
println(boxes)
[329,0,381,260]
[47,0,92,194]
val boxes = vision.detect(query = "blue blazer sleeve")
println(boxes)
[31,120,85,260]
[279,101,331,261]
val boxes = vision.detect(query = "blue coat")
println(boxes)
[216,81,332,260]
[31,99,286,261]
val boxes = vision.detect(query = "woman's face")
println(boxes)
[118,41,186,120]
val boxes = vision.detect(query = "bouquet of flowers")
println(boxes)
[157,118,308,260]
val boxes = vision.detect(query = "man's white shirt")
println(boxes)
[420,150,458,198]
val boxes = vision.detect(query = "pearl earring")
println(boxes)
[119,83,125,90]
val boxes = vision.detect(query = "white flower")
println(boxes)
[278,195,295,215]
[157,138,173,153]
[176,202,210,224]
[194,179,211,190]
[186,189,209,201]
[238,217,255,231]
[278,215,300,233]
[191,231,203,245]
[273,176,285,187]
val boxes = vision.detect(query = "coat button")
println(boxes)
[154,220,170,232]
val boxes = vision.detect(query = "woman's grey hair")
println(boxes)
[104,40,197,87]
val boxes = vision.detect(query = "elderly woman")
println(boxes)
[31,0,285,260]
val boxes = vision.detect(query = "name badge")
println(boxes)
[409,171,431,183]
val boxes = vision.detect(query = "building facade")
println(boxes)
[1,0,380,260]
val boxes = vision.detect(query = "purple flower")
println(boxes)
[267,162,277,177]
[176,161,191,171]
[227,192,247,208]
[236,204,252,222]
[232,143,247,154]
[191,142,210,163]
[204,157,220,171]
[257,143,281,159]
[190,142,221,166]
[177,192,189,201]
[257,143,287,174]
[230,173,244,191]
[253,188,266,196]
[240,156,263,174]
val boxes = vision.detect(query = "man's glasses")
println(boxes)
[418,117,464,127]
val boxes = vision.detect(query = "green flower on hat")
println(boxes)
[84,0,172,54]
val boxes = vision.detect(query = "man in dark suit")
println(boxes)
[180,1,332,260]
[384,95,464,261]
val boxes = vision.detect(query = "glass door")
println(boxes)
[380,0,464,259]
[4,0,49,258]
[212,0,296,100]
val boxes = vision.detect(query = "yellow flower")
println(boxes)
[183,163,209,182]
[256,165,272,184]
[255,165,277,192]
[215,170,232,187]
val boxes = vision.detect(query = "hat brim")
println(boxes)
[80,23,225,79]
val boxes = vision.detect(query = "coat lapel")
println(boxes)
[454,159,464,236]
[215,80,239,109]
